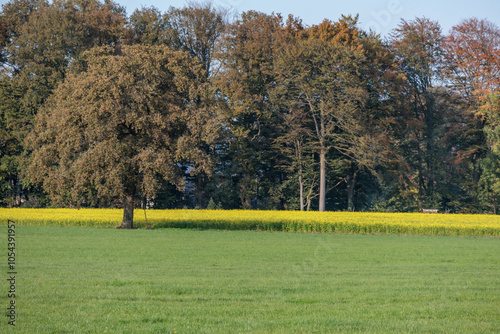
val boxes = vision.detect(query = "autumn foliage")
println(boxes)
[2,0,500,225]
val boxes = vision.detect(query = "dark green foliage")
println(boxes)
[163,1,227,78]
[127,6,165,45]
[0,0,499,213]
[0,73,22,206]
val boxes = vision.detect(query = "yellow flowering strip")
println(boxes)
[1,208,499,236]
[0,208,122,227]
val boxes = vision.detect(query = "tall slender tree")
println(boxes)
[275,37,369,211]
[162,1,228,208]
[215,11,283,209]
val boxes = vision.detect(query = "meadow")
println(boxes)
[0,226,499,333]
[0,209,499,332]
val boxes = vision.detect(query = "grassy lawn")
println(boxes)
[1,226,499,333]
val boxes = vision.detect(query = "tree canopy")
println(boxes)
[24,44,218,228]
[2,0,500,222]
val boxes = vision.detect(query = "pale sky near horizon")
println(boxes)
[115,0,500,38]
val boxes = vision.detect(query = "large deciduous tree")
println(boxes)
[164,1,228,79]
[442,18,500,208]
[480,93,500,214]
[3,0,127,128]
[443,18,500,103]
[272,102,316,211]
[274,16,400,212]
[162,1,228,208]
[275,38,368,211]
[8,0,126,82]
[0,72,24,206]
[25,45,218,228]
[0,0,127,207]
[389,17,446,211]
[215,11,283,209]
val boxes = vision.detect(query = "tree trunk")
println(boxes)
[120,194,135,229]
[299,169,305,211]
[346,169,357,212]
[417,141,424,212]
[494,194,497,215]
[319,147,326,212]
[297,141,305,212]
[472,155,480,205]
[195,172,206,209]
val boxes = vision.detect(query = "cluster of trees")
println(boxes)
[1,0,500,226]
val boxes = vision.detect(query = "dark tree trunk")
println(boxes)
[120,194,135,229]
[346,168,358,212]
[195,172,206,209]
[417,141,424,212]
[493,194,497,215]
[472,155,481,204]
[319,147,326,212]
[299,171,305,211]
[297,140,305,212]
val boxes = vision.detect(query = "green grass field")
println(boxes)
[1,225,499,333]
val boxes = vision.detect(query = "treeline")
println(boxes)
[1,0,500,216]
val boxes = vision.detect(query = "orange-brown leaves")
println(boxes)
[307,15,360,47]
[442,18,500,107]
[26,44,216,206]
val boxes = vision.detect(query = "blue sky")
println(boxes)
[116,0,500,38]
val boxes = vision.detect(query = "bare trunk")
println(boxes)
[195,172,205,209]
[472,155,480,205]
[297,142,305,212]
[417,142,424,212]
[299,172,305,211]
[346,169,357,212]
[120,195,135,229]
[319,148,326,212]
[494,194,497,215]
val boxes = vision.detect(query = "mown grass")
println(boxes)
[1,225,499,333]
